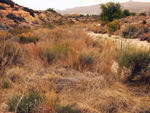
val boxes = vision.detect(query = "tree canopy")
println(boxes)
[100,2,122,23]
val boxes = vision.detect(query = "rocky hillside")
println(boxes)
[57,0,150,15]
[0,0,62,30]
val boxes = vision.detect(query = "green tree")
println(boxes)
[100,2,122,23]
[123,9,130,17]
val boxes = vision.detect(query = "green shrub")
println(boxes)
[107,20,120,33]
[123,9,130,17]
[116,46,150,81]
[57,18,64,25]
[19,36,39,44]
[54,103,81,113]
[47,8,57,14]
[79,54,93,65]
[122,25,137,38]
[8,92,42,113]
[140,12,147,16]
[2,81,9,89]
[46,43,73,63]
[130,12,136,16]
[48,24,54,29]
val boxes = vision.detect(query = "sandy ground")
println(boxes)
[87,31,150,49]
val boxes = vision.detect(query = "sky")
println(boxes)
[12,0,150,10]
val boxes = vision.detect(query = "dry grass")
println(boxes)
[58,77,150,112]
[1,23,150,113]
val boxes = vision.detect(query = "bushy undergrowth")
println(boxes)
[19,32,39,44]
[8,92,42,113]
[122,25,137,38]
[107,20,120,33]
[116,45,150,81]
[45,43,74,64]
[140,12,147,16]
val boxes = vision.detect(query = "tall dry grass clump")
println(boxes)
[34,27,118,75]
[2,23,150,113]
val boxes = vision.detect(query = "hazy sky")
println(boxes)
[12,0,150,10]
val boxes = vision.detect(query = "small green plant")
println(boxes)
[46,43,73,64]
[19,36,39,44]
[48,24,54,29]
[116,45,150,81]
[57,18,64,25]
[122,25,137,38]
[8,92,42,113]
[2,81,9,89]
[79,54,93,65]
[107,20,120,33]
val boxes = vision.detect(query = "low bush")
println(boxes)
[140,12,147,16]
[57,18,64,25]
[2,81,9,89]
[8,92,42,113]
[0,32,12,40]
[0,41,21,67]
[79,54,93,65]
[45,43,73,64]
[116,45,150,82]
[48,24,55,29]
[122,25,137,38]
[123,9,130,17]
[107,20,120,33]
[19,32,39,44]
[130,12,136,16]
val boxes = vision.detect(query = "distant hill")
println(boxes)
[56,1,150,15]
[0,0,62,30]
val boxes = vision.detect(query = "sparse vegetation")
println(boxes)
[57,18,64,25]
[107,20,120,33]
[1,1,150,113]
[19,32,39,44]
[8,92,42,113]
[130,12,136,16]
[140,12,147,16]
[122,25,137,38]
[116,45,150,82]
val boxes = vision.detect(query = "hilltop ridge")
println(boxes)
[0,0,62,30]
[57,1,150,15]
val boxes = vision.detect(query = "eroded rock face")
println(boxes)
[0,1,63,30]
